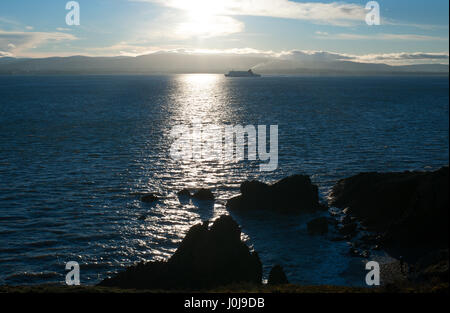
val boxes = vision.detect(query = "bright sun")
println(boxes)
[173,0,242,38]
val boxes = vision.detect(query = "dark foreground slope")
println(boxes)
[2,283,448,293]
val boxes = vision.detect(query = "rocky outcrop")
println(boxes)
[192,188,215,201]
[268,265,289,285]
[177,189,191,197]
[99,215,262,290]
[330,167,449,255]
[140,194,159,203]
[338,222,357,236]
[307,217,328,235]
[414,249,449,283]
[226,175,326,214]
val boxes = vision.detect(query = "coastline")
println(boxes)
[1,168,447,292]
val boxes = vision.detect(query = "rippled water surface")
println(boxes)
[0,75,448,286]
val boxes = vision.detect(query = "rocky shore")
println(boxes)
[98,167,448,291]
[328,167,449,286]
[330,167,448,257]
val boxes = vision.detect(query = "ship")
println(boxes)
[225,69,261,77]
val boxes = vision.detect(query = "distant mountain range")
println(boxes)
[0,52,448,75]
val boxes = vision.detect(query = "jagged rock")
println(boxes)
[268,265,289,285]
[341,215,352,224]
[99,215,262,290]
[226,175,326,214]
[330,167,449,254]
[307,217,328,235]
[339,222,357,236]
[415,249,449,283]
[140,194,158,203]
[177,189,191,197]
[138,214,147,221]
[192,188,215,201]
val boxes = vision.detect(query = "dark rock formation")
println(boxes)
[226,175,326,214]
[414,249,449,283]
[140,194,158,203]
[268,265,289,285]
[99,215,262,290]
[177,189,191,197]
[192,188,215,201]
[338,222,357,236]
[330,167,449,256]
[138,214,147,221]
[307,217,328,235]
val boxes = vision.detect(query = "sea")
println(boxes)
[0,74,448,286]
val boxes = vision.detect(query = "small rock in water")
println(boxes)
[341,215,352,224]
[140,194,159,203]
[339,222,357,236]
[177,189,191,197]
[192,188,215,201]
[268,265,289,285]
[138,214,147,221]
[307,217,328,235]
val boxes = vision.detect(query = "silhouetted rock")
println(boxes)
[192,188,215,201]
[138,214,147,221]
[268,265,289,285]
[330,167,449,255]
[307,217,328,235]
[226,175,326,214]
[140,194,158,203]
[177,189,191,197]
[414,249,449,283]
[99,215,262,290]
[339,222,357,236]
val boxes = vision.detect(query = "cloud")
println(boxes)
[278,50,449,65]
[133,0,367,26]
[132,9,245,41]
[175,15,244,38]
[0,17,21,27]
[86,41,164,57]
[3,43,447,68]
[102,45,450,66]
[0,29,78,56]
[0,50,14,57]
[354,52,449,65]
[316,32,448,41]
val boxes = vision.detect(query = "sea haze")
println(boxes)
[0,75,448,286]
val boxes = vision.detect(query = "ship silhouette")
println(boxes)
[225,69,261,77]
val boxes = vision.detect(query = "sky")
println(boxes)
[0,0,448,65]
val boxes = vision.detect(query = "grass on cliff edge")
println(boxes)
[0,282,448,293]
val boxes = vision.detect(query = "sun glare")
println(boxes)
[173,0,241,38]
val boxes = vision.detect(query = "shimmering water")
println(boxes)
[0,75,448,286]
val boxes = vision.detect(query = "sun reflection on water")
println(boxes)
[171,74,232,124]
[128,74,239,263]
